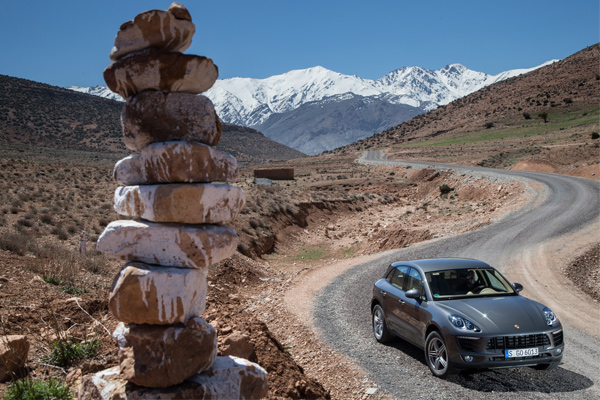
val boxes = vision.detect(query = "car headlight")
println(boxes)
[448,315,480,332]
[543,307,559,327]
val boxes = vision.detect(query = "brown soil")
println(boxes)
[565,244,600,302]
[0,148,598,399]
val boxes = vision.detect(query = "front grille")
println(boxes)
[486,334,550,350]
[457,337,481,351]
[552,330,563,346]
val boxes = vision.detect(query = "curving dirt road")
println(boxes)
[313,151,600,399]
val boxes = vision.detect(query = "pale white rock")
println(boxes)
[103,48,218,99]
[113,183,245,224]
[121,92,221,150]
[76,356,268,399]
[110,6,195,61]
[113,318,217,388]
[113,141,239,185]
[97,220,238,269]
[109,262,208,325]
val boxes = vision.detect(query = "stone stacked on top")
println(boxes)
[77,3,267,399]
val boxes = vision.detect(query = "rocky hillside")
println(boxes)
[0,75,304,166]
[333,43,600,153]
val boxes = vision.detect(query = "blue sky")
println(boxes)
[0,0,598,87]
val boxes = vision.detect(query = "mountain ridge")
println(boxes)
[68,60,557,154]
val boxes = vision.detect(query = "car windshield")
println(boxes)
[425,268,516,300]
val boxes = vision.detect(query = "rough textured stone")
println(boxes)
[97,220,238,269]
[220,331,256,361]
[113,318,217,388]
[76,356,268,399]
[168,2,191,20]
[113,183,245,224]
[122,92,221,150]
[109,262,207,325]
[0,335,29,382]
[103,48,218,98]
[114,141,239,185]
[110,6,195,61]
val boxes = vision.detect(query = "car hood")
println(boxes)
[437,295,552,334]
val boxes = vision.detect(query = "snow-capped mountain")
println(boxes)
[67,59,557,154]
[67,85,123,102]
[205,61,557,128]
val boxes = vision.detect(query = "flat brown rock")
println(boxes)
[109,262,208,325]
[97,220,238,269]
[121,92,221,150]
[113,318,217,388]
[109,6,195,61]
[103,48,218,98]
[114,141,239,185]
[76,356,268,399]
[114,183,245,224]
[0,335,29,382]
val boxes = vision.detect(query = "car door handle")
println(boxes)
[398,299,405,304]
[380,290,387,297]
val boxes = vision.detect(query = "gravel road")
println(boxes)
[314,151,600,399]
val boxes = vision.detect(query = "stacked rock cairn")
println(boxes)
[77,3,268,399]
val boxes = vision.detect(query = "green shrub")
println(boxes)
[485,122,494,129]
[4,378,73,400]
[42,337,101,368]
[439,184,455,196]
[591,132,599,140]
[523,112,531,120]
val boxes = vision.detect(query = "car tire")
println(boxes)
[425,331,453,378]
[533,360,560,371]
[372,304,393,343]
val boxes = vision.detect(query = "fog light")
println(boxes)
[463,355,474,362]
[555,348,562,356]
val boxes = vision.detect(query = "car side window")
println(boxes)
[406,268,426,300]
[387,266,409,290]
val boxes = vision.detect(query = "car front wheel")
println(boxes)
[425,331,453,378]
[372,304,393,343]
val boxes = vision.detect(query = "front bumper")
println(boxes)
[445,328,564,370]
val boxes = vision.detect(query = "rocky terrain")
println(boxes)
[1,141,597,398]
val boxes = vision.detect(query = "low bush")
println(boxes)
[4,377,72,400]
[439,184,455,196]
[42,337,101,368]
[0,231,37,256]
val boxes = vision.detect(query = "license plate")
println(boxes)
[505,348,539,358]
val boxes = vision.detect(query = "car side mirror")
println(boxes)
[512,282,523,293]
[405,288,421,299]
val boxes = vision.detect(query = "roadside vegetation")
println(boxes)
[401,105,599,148]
